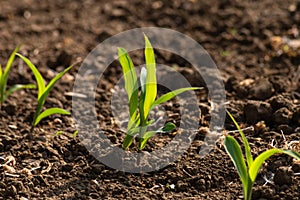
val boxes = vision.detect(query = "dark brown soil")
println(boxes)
[1,0,300,199]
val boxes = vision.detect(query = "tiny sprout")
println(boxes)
[0,46,35,108]
[118,34,201,150]
[224,111,300,200]
[17,53,74,138]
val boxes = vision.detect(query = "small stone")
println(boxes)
[96,31,112,43]
[3,104,16,115]
[56,50,72,67]
[249,79,274,100]
[62,163,73,172]
[292,163,300,173]
[196,178,206,191]
[239,78,255,87]
[244,101,272,124]
[169,184,175,190]
[178,68,205,87]
[292,106,300,125]
[8,124,17,129]
[20,168,32,176]
[274,166,293,186]
[4,155,16,166]
[268,95,293,110]
[273,107,293,124]
[6,185,17,196]
[277,124,293,134]
[53,118,62,124]
[176,180,189,191]
[254,121,268,134]
[3,164,16,173]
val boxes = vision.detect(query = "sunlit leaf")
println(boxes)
[249,149,300,182]
[139,122,176,150]
[34,107,70,126]
[4,45,20,80]
[6,84,36,98]
[161,122,176,132]
[118,48,138,117]
[152,87,201,108]
[224,136,248,188]
[0,64,3,79]
[1,46,20,103]
[139,131,156,150]
[143,34,157,120]
[227,111,253,167]
[16,53,45,98]
[123,134,134,149]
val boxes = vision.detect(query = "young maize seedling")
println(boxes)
[224,111,300,200]
[118,34,201,150]
[17,53,73,138]
[0,46,35,108]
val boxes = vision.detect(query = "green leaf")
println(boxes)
[55,130,64,137]
[118,48,138,119]
[139,83,146,126]
[34,107,70,126]
[249,149,300,182]
[127,126,140,136]
[16,53,45,98]
[4,45,20,80]
[54,130,78,138]
[227,111,253,167]
[32,65,73,126]
[72,130,79,137]
[138,122,176,150]
[282,149,300,160]
[123,125,141,150]
[0,64,3,103]
[224,136,248,188]
[127,112,140,132]
[55,130,78,138]
[249,149,282,182]
[6,84,36,98]
[161,122,176,132]
[0,64,3,81]
[123,134,134,149]
[151,87,201,108]
[139,131,156,150]
[143,34,157,120]
[1,46,20,103]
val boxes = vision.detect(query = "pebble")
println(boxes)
[292,163,300,173]
[55,50,72,67]
[277,124,293,134]
[96,31,112,43]
[249,79,274,100]
[292,106,300,125]
[273,107,293,124]
[274,166,293,186]
[244,101,272,124]
[176,180,189,191]
[3,104,16,115]
[268,95,293,110]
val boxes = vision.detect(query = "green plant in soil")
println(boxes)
[16,53,73,138]
[224,111,300,200]
[118,34,201,150]
[0,46,35,108]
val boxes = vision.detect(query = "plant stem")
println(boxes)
[244,180,253,200]
[29,125,34,140]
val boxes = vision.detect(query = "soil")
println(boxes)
[1,0,300,199]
